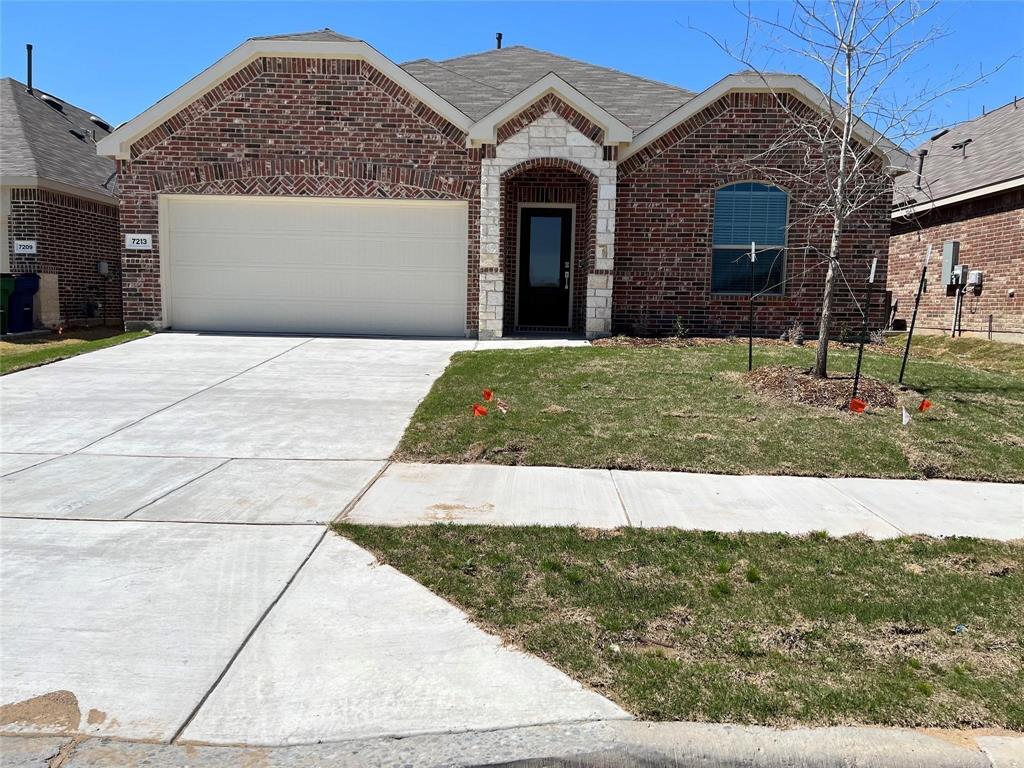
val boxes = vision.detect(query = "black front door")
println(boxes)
[517,207,572,328]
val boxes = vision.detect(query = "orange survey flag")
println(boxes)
[918,398,932,412]
[849,398,867,413]
[482,388,494,401]
[472,403,488,417]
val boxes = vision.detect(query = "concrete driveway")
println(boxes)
[1,333,477,523]
[0,333,624,747]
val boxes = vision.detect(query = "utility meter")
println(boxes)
[967,269,984,295]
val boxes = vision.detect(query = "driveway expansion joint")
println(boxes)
[168,527,329,744]
[123,458,233,519]
[333,459,393,524]
[69,336,316,456]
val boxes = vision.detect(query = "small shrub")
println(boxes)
[870,328,886,345]
[672,315,689,338]
[786,321,805,346]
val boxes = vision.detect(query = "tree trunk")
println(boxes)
[814,256,839,377]
[815,39,855,379]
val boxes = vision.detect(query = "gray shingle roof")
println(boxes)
[401,45,694,134]
[251,28,361,43]
[899,100,1024,207]
[0,77,116,199]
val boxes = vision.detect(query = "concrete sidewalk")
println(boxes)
[347,462,1024,540]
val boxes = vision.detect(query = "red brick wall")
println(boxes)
[116,56,479,331]
[501,162,596,333]
[7,188,122,325]
[888,188,1023,338]
[614,92,891,338]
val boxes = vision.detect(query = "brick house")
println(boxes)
[98,29,904,339]
[1,77,121,328]
[889,100,1023,342]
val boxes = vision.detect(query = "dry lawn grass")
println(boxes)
[0,328,148,374]
[338,524,1024,729]
[398,337,1024,481]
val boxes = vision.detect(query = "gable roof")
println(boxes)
[895,100,1024,215]
[1,77,116,201]
[622,71,910,173]
[96,31,474,159]
[251,28,361,43]
[401,45,695,134]
[467,72,633,145]
[95,30,908,174]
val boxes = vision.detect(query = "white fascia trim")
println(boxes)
[620,72,911,173]
[467,72,633,146]
[891,175,1024,219]
[1,175,117,205]
[96,39,473,160]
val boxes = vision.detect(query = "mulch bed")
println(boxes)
[593,336,796,349]
[592,335,888,352]
[744,365,901,410]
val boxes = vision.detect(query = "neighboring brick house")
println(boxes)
[1,77,121,328]
[98,29,904,339]
[889,101,1023,342]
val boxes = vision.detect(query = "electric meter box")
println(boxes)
[941,241,960,285]
[952,264,969,285]
[967,270,983,287]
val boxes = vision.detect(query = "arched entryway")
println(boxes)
[500,159,597,335]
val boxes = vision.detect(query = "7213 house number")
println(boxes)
[125,234,153,250]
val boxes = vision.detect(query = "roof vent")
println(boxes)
[39,92,64,112]
[89,115,111,132]
[68,128,87,142]
[929,128,949,142]
[951,138,973,158]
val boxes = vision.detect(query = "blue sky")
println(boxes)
[2,1,1021,145]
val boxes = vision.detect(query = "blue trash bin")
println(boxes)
[8,273,40,333]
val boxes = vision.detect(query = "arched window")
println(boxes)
[711,182,789,295]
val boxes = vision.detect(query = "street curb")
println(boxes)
[3,721,1021,767]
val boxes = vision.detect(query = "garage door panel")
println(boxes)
[163,196,468,336]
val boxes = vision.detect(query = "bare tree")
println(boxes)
[701,0,999,377]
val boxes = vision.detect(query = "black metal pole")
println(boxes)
[852,259,877,400]
[899,263,928,384]
[956,287,966,337]
[748,253,754,372]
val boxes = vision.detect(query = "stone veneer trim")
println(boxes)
[479,110,617,339]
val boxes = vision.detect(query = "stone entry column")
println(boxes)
[477,110,616,339]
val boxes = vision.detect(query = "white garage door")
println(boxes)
[161,195,468,336]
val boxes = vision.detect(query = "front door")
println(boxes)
[517,207,572,328]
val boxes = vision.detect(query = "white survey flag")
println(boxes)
[902,407,912,426]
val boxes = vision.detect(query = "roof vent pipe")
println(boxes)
[496,32,502,49]
[914,148,928,191]
[26,43,33,94]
